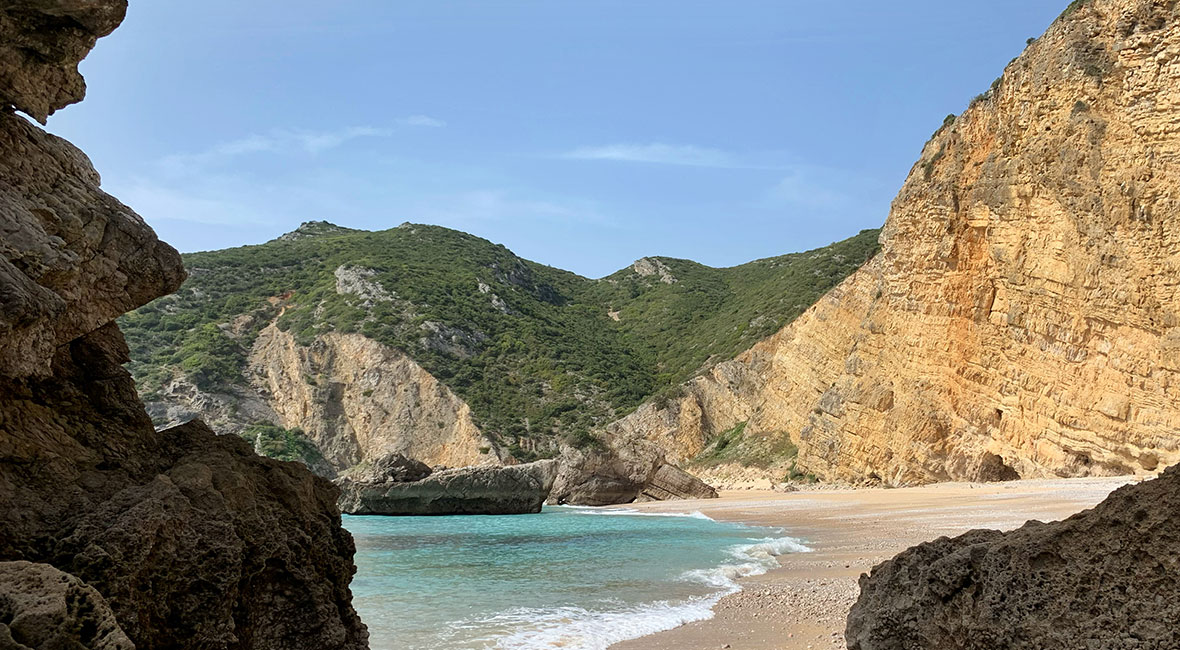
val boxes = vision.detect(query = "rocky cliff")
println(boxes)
[0,3,367,648]
[248,324,502,472]
[612,0,1180,484]
[847,466,1180,649]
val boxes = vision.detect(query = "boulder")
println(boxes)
[636,464,719,501]
[347,452,432,484]
[846,465,1180,650]
[549,440,717,506]
[338,459,558,515]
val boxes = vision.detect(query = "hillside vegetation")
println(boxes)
[121,222,879,459]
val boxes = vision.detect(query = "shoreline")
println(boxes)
[609,475,1139,650]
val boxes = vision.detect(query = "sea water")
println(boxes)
[344,506,809,650]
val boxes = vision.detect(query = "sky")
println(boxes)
[45,1,1067,278]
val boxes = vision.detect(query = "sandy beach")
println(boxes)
[611,476,1140,650]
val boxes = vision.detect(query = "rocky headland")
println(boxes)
[0,2,367,648]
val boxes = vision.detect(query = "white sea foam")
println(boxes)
[480,597,722,650]
[473,533,811,649]
[683,535,813,592]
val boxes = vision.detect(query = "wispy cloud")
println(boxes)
[563,143,736,167]
[560,142,790,170]
[294,126,393,153]
[158,117,445,176]
[159,126,390,175]
[397,114,446,128]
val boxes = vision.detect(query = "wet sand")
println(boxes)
[611,476,1138,650]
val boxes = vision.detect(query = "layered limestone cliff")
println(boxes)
[612,0,1180,484]
[248,324,502,472]
[0,3,367,648]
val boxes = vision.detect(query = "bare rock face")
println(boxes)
[337,458,559,515]
[49,418,366,649]
[0,3,367,648]
[0,561,132,650]
[846,464,1180,649]
[248,324,502,472]
[610,0,1180,485]
[0,0,182,379]
[143,373,280,439]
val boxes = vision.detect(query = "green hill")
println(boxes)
[121,222,879,460]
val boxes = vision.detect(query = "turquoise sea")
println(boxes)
[344,506,809,650]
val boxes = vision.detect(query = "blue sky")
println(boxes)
[46,1,1065,278]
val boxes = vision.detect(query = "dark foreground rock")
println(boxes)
[338,457,558,515]
[0,2,368,648]
[0,561,132,650]
[846,465,1180,650]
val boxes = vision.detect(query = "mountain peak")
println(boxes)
[631,257,678,284]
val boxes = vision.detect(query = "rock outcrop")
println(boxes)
[610,0,1180,484]
[337,456,559,515]
[846,465,1180,649]
[0,561,132,650]
[0,62,184,377]
[0,3,367,648]
[347,452,433,483]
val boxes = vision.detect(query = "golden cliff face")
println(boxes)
[249,324,501,472]
[612,0,1180,484]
